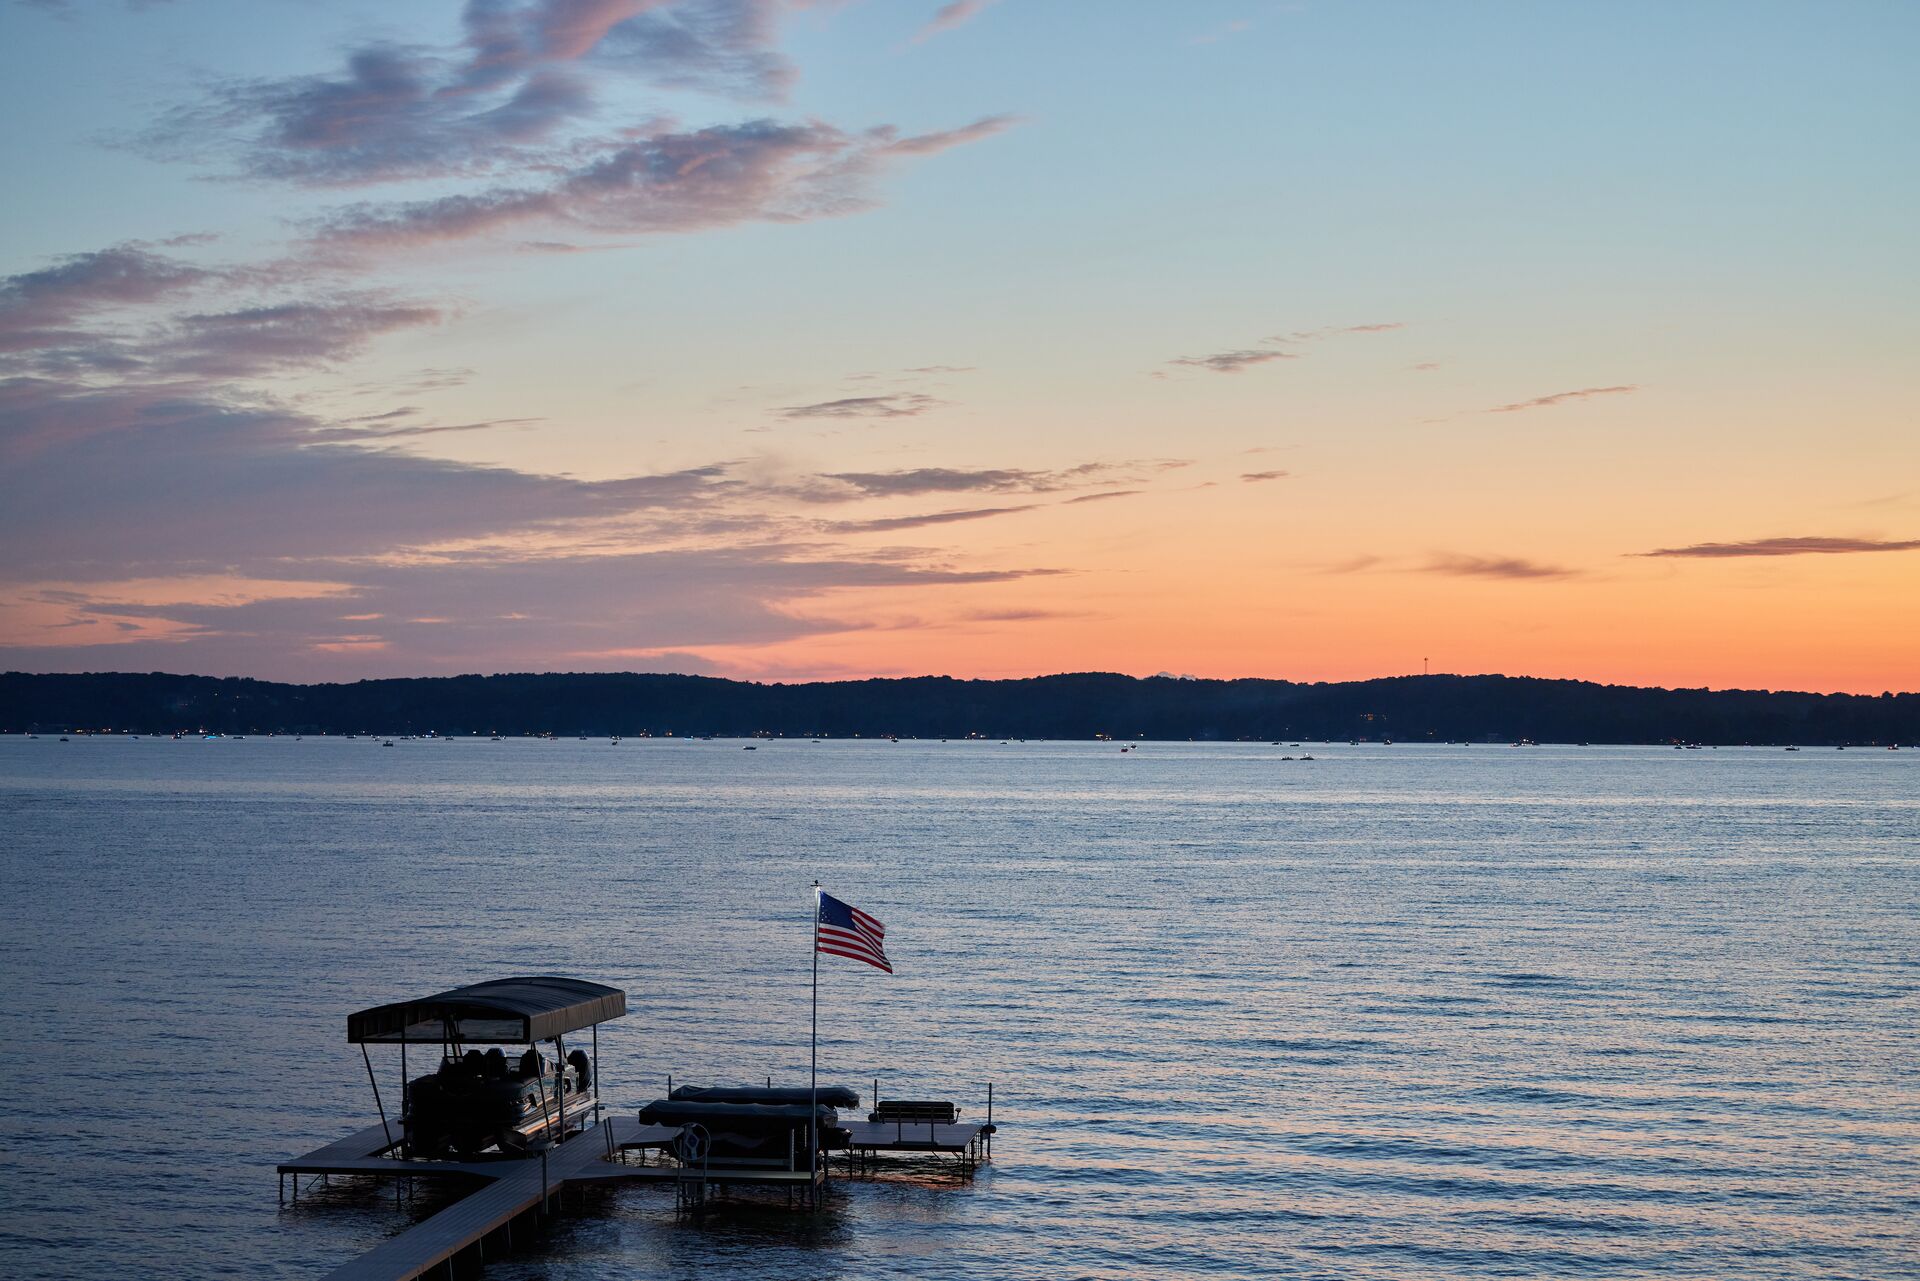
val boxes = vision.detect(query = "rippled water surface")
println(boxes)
[2,737,1917,1279]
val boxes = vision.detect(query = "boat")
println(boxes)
[640,1084,858,1165]
[348,976,625,1160]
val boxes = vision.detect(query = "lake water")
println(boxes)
[1,737,1916,1279]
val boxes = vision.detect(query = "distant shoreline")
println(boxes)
[2,671,1914,746]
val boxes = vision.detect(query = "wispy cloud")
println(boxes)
[141,0,803,187]
[1269,322,1406,341]
[1168,348,1296,374]
[1488,385,1636,413]
[821,460,1185,499]
[0,244,216,353]
[1637,535,1920,559]
[1062,489,1141,504]
[914,0,999,42]
[154,299,444,376]
[1422,553,1579,580]
[308,115,1015,255]
[962,607,1077,623]
[1241,469,1289,483]
[308,416,543,443]
[1166,322,1405,375]
[779,392,944,419]
[823,504,1037,532]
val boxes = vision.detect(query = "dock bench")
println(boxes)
[868,1099,959,1125]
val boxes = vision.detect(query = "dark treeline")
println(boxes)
[2,670,1915,744]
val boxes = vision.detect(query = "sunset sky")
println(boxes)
[1,1,1915,691]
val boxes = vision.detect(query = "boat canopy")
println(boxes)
[671,1084,860,1109]
[347,976,626,1045]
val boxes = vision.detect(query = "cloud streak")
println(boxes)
[820,460,1184,499]
[1489,385,1637,413]
[1168,348,1296,374]
[308,115,1015,255]
[823,504,1038,532]
[780,392,944,419]
[1422,554,1578,580]
[1637,536,1920,559]
[914,0,999,42]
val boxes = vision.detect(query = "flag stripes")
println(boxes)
[815,891,892,973]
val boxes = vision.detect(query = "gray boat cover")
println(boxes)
[638,1099,842,1127]
[669,1085,860,1108]
[348,976,626,1044]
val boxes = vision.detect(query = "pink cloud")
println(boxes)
[914,0,999,43]
[310,115,1014,254]
[1488,385,1637,413]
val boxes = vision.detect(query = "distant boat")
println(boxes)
[382,740,395,747]
[1785,746,1800,752]
[742,745,757,751]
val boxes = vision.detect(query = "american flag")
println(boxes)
[816,891,892,973]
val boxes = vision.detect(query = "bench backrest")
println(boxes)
[870,1099,958,1124]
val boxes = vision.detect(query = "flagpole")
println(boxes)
[809,881,820,1194]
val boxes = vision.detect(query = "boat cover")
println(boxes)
[347,976,626,1044]
[638,1099,841,1127]
[669,1085,860,1108]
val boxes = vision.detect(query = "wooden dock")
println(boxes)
[282,1111,997,1279]
[843,1119,991,1176]
[282,1117,816,1280]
